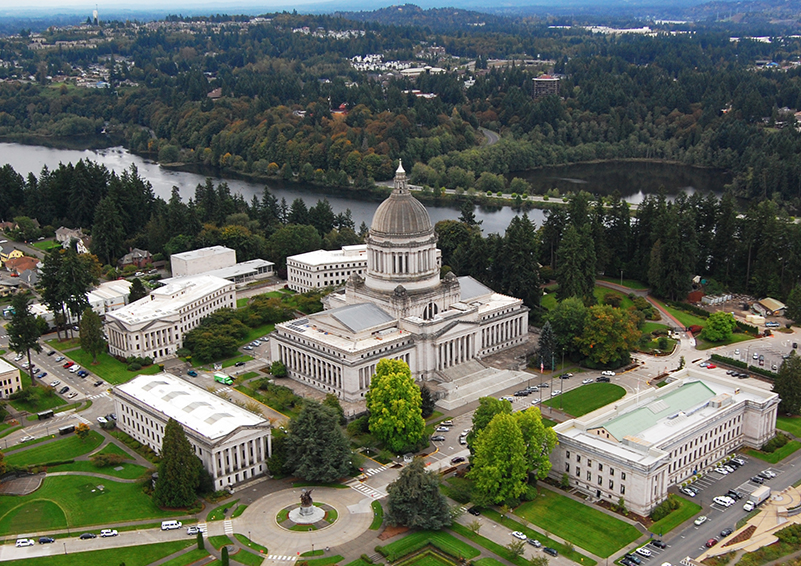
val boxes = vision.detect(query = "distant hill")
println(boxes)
[334,4,508,30]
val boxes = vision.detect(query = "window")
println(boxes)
[599,463,603,471]
[576,468,580,477]
[587,471,591,481]
[609,480,614,489]
[610,468,615,476]
[565,463,570,472]
[620,485,626,494]
[621,472,626,480]
[576,455,581,463]
[598,476,602,485]
[566,450,570,459]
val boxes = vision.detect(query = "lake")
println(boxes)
[0,143,729,234]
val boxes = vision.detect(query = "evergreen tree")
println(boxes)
[786,285,801,323]
[386,458,451,530]
[774,353,801,415]
[91,196,125,265]
[547,297,588,358]
[129,278,149,303]
[502,214,541,309]
[284,401,352,482]
[79,307,106,364]
[7,294,42,385]
[419,384,436,418]
[538,321,557,370]
[322,393,346,426]
[221,546,229,566]
[367,359,425,453]
[556,225,595,305]
[38,248,69,340]
[154,418,200,508]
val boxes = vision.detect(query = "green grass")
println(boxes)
[370,500,384,530]
[302,556,344,566]
[695,332,755,350]
[95,441,134,459]
[64,348,161,384]
[234,533,268,554]
[8,386,67,413]
[641,322,669,334]
[514,488,640,558]
[343,560,373,566]
[208,498,240,521]
[241,371,260,380]
[594,287,635,310]
[159,548,215,566]
[208,535,234,550]
[231,548,266,566]
[232,504,248,518]
[325,506,338,523]
[46,337,81,351]
[541,292,557,311]
[0,474,178,535]
[47,460,149,479]
[598,277,648,290]
[237,297,250,308]
[777,416,801,438]
[0,540,194,566]
[746,441,801,463]
[648,495,702,535]
[276,508,289,523]
[541,418,557,428]
[474,559,507,566]
[243,323,275,344]
[450,524,542,566]
[31,240,61,251]
[653,300,707,328]
[302,550,325,557]
[543,383,626,417]
[397,551,455,566]
[381,530,480,562]
[5,431,104,466]
[426,410,444,422]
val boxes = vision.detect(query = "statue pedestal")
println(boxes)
[289,505,325,525]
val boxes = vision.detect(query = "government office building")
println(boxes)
[550,370,779,515]
[105,275,235,363]
[286,245,369,292]
[113,373,272,490]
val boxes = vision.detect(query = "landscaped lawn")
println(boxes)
[396,552,453,566]
[1,540,194,566]
[746,441,801,463]
[5,431,104,467]
[31,240,61,251]
[641,322,669,334]
[370,500,383,530]
[380,530,480,561]
[64,349,161,384]
[648,496,702,535]
[695,332,755,351]
[48,460,150,479]
[652,300,707,328]
[0,474,178,534]
[208,535,233,550]
[234,533,268,554]
[777,416,801,438]
[541,292,557,311]
[594,287,635,310]
[8,386,67,413]
[543,383,626,417]
[159,548,214,566]
[597,277,649,290]
[231,548,267,566]
[514,488,640,558]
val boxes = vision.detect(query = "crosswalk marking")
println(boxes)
[87,391,109,400]
[196,522,208,533]
[223,520,233,535]
[267,555,296,561]
[346,479,386,499]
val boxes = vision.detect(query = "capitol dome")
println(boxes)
[370,162,433,237]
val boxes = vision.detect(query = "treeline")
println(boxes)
[0,160,362,275]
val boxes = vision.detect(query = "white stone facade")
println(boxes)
[270,163,529,402]
[286,245,368,292]
[87,280,132,316]
[171,246,237,277]
[550,370,779,516]
[0,358,21,399]
[105,275,235,362]
[113,373,272,490]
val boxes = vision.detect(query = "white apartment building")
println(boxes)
[113,373,272,490]
[87,279,132,316]
[0,358,21,399]
[286,245,369,292]
[171,246,237,277]
[105,275,235,362]
[550,370,779,515]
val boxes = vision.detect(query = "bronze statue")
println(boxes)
[300,488,313,507]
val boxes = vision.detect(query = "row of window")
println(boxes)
[567,451,627,480]
[567,464,627,494]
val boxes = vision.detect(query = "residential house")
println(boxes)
[19,269,39,288]
[0,245,24,266]
[4,256,40,275]
[119,248,152,269]
[55,226,85,247]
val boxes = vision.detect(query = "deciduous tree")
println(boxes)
[367,359,425,453]
[284,401,352,482]
[575,305,641,366]
[154,418,200,508]
[466,397,512,453]
[515,408,558,480]
[467,412,528,505]
[699,311,737,343]
[79,307,106,364]
[547,297,588,357]
[386,458,451,530]
[74,423,91,440]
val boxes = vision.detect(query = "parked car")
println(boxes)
[63,361,74,368]
[714,467,729,475]
[694,516,708,526]
[706,539,717,548]
[49,380,60,388]
[79,533,96,540]
[234,361,245,367]
[601,370,616,376]
[625,554,641,565]
[187,370,198,377]
[450,456,465,465]
[100,529,118,537]
[635,548,652,558]
[531,398,541,405]
[552,390,562,396]
[467,507,480,516]
[69,365,81,373]
[58,386,69,394]
[38,537,55,544]
[651,540,667,549]
[511,531,527,541]
[54,356,64,362]
[582,378,594,384]
[559,373,572,379]
[93,380,103,387]
[430,435,445,441]
[681,487,696,497]
[243,346,253,351]
[713,496,733,507]
[621,558,636,566]
[720,528,733,538]
[543,548,558,557]
[527,539,542,548]
[435,426,450,432]
[15,539,35,547]
[596,376,611,382]
[727,490,742,500]
[744,501,755,512]
[761,470,777,479]
[97,416,108,424]
[47,350,55,356]
[706,364,717,369]
[514,390,530,396]
[187,526,201,535]
[68,392,78,399]
[751,476,765,484]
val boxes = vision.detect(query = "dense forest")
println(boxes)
[1,10,801,209]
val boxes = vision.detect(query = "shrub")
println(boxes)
[650,495,680,521]
[128,362,142,371]
[603,292,623,308]
[763,433,789,453]
[90,453,127,467]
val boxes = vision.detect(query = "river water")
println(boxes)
[0,143,728,234]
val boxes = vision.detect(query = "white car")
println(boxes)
[69,365,81,373]
[694,515,708,526]
[713,496,734,507]
[15,539,35,547]
[97,416,108,424]
[582,378,594,384]
[531,398,541,404]
[54,356,65,362]
[762,470,777,478]
[734,349,740,355]
[511,531,527,541]
[601,370,616,376]
[100,529,118,537]
[635,548,652,558]
[714,467,729,475]
[68,392,78,399]
[552,390,562,396]
[744,501,755,512]
[49,380,60,388]
[680,487,696,497]
[17,435,34,444]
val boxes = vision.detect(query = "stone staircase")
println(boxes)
[435,365,534,410]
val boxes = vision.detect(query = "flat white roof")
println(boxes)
[288,245,367,267]
[0,358,16,374]
[172,246,235,262]
[115,372,267,440]
[88,280,132,301]
[160,259,273,285]
[106,275,231,326]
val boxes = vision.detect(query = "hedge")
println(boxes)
[664,300,710,319]
[710,354,777,379]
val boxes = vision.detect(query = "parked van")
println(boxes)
[161,520,183,531]
[213,373,233,386]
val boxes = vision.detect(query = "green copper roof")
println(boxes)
[597,381,717,441]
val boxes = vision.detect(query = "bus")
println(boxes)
[37,409,54,420]
[58,425,75,435]
[213,373,233,386]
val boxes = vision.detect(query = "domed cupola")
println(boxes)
[364,161,440,294]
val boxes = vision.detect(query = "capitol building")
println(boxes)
[269,163,531,405]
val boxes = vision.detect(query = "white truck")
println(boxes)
[749,485,771,506]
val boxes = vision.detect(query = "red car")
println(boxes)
[706,364,717,369]
[63,361,74,368]
[706,539,717,548]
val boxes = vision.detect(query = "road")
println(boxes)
[479,127,500,146]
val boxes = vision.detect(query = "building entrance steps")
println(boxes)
[436,367,533,410]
